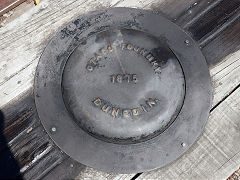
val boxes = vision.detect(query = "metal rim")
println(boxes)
[34,7,212,173]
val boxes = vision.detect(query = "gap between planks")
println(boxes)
[137,84,240,180]
[0,0,240,179]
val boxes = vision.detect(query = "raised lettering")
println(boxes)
[132,108,139,116]
[116,74,123,83]
[121,43,126,50]
[95,53,102,60]
[146,98,156,107]
[132,74,138,83]
[93,98,101,106]
[89,57,96,65]
[102,104,110,113]
[133,46,140,53]
[92,97,159,118]
[127,44,133,50]
[154,66,161,73]
[111,107,120,118]
[87,43,162,76]
[110,75,115,83]
[123,109,131,117]
[107,45,113,51]
[100,48,107,54]
[140,49,148,56]
[110,74,138,84]
[141,105,148,112]
[124,74,130,83]
[146,53,154,62]
[151,61,159,67]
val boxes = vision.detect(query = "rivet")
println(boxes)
[51,127,57,132]
[181,142,186,147]
[184,39,190,46]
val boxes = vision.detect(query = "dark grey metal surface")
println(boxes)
[34,8,212,173]
[62,29,185,144]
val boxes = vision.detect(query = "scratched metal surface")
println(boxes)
[0,0,240,179]
[34,8,211,174]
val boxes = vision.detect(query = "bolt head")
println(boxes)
[184,39,190,45]
[181,142,186,147]
[51,127,57,132]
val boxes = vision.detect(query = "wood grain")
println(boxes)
[136,1,240,179]
[138,87,240,180]
[0,0,200,179]
[0,90,64,179]
[0,0,240,179]
[185,0,240,42]
[0,0,26,16]
[202,16,240,67]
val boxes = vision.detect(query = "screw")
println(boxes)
[181,142,186,147]
[184,39,190,46]
[51,127,57,132]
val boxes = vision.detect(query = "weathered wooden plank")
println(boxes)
[148,0,196,20]
[200,14,240,107]
[1,95,34,144]
[0,0,118,108]
[184,0,240,43]
[0,0,197,104]
[0,0,200,179]
[210,50,240,107]
[42,156,85,180]
[134,3,240,179]
[100,48,240,180]
[75,167,135,180]
[69,1,240,179]
[202,16,240,67]
[176,0,219,28]
[173,0,240,107]
[22,148,62,180]
[176,0,240,65]
[137,84,240,180]
[228,167,240,180]
[1,0,240,179]
[0,0,26,16]
[0,90,65,179]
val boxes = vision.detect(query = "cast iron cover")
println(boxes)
[34,8,212,173]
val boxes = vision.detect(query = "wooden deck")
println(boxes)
[0,0,240,179]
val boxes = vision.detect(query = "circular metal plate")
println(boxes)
[35,8,212,173]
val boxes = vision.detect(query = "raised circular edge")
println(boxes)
[34,7,212,173]
[61,29,186,144]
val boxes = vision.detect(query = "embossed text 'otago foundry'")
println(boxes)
[86,42,162,118]
[86,43,161,74]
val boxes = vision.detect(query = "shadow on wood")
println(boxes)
[0,110,23,179]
